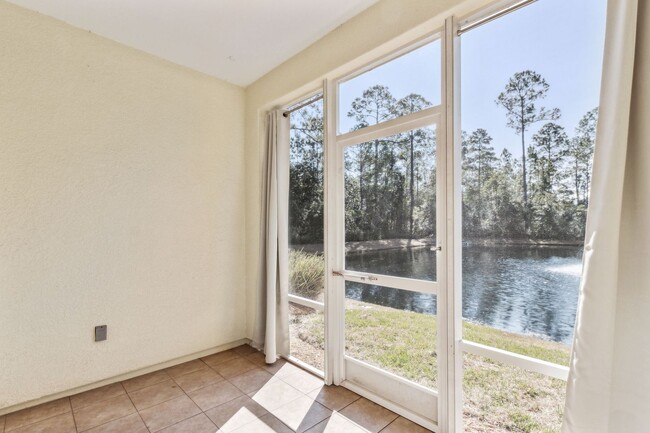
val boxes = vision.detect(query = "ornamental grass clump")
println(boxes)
[289,250,325,299]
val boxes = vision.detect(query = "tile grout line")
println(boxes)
[69,396,80,433]
[310,389,362,432]
[76,412,141,433]
[12,377,160,433]
[335,393,362,412]
[156,357,244,433]
[176,359,245,423]
[135,374,195,433]
[178,350,264,431]
[128,360,217,417]
[6,346,364,433]
[171,375,226,397]
[256,369,330,433]
[121,382,152,433]
[1,349,242,433]
[379,416,433,433]
[96,358,219,432]
[204,356,310,433]
[150,400,213,433]
[129,381,184,413]
[345,397,400,433]
[176,380,205,415]
[227,358,352,431]
[4,398,73,433]
[272,370,326,396]
[122,372,171,394]
[376,413,401,433]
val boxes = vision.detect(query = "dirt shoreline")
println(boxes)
[291,237,583,253]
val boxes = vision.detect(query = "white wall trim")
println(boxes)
[0,339,250,417]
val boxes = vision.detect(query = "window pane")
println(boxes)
[289,98,324,302]
[289,302,324,372]
[344,126,437,280]
[463,353,566,433]
[288,97,325,372]
[346,247,437,281]
[345,282,437,389]
[338,40,441,134]
[460,0,605,365]
[461,245,576,366]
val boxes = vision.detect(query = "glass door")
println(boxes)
[339,123,441,423]
[327,36,444,427]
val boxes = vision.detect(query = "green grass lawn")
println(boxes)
[291,300,570,433]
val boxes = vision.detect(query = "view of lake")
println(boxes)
[345,245,582,345]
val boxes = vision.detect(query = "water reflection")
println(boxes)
[344,245,582,344]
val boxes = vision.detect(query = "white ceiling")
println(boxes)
[8,0,379,86]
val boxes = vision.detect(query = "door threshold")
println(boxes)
[282,355,325,379]
[341,380,438,432]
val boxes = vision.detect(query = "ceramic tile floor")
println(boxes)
[1,345,432,433]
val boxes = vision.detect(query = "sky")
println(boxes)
[338,0,607,154]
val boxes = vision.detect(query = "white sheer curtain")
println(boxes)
[563,0,650,431]
[252,110,290,364]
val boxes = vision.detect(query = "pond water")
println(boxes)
[344,245,582,344]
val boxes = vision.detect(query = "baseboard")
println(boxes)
[0,338,251,417]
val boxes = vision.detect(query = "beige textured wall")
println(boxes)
[243,0,483,338]
[0,1,246,410]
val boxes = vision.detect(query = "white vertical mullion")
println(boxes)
[324,78,344,386]
[334,82,347,386]
[449,15,464,433]
[437,22,450,433]
[439,16,463,433]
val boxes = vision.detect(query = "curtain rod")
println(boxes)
[282,94,324,117]
[457,0,537,36]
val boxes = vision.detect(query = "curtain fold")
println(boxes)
[563,0,650,432]
[252,110,290,364]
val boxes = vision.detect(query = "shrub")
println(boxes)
[289,250,325,299]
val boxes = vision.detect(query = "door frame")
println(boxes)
[322,29,455,431]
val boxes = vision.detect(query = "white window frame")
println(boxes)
[453,0,571,384]
[284,89,327,378]
[278,0,580,431]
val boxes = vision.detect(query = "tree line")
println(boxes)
[288,70,597,245]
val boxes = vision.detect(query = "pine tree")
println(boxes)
[485,149,525,237]
[529,123,569,194]
[462,129,497,235]
[566,108,598,205]
[528,123,569,238]
[289,102,324,244]
[496,70,560,231]
[348,85,397,237]
[396,94,433,237]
